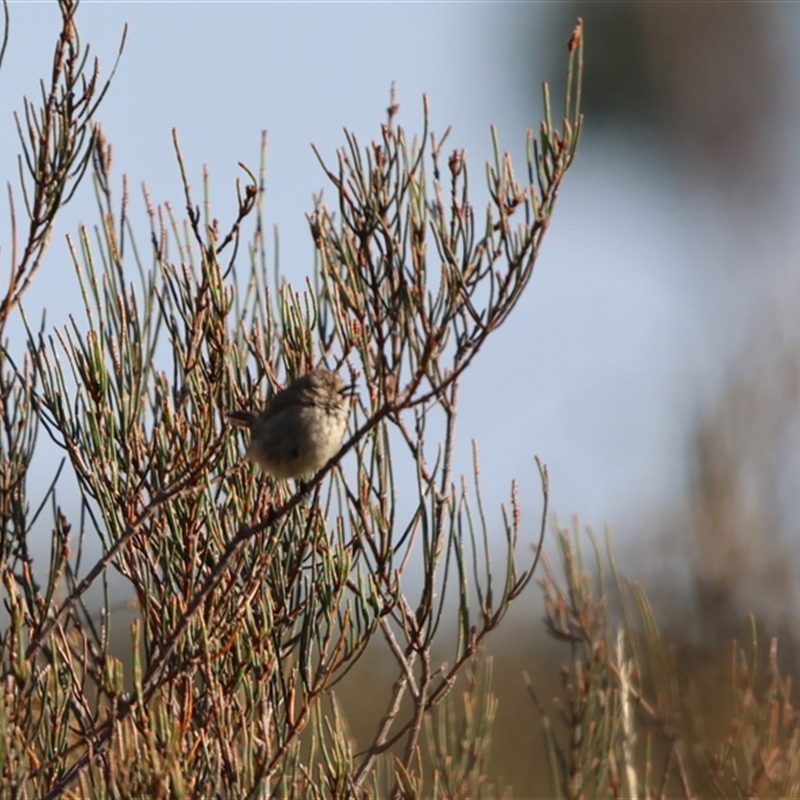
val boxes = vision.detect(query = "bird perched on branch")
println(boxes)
[228,368,352,479]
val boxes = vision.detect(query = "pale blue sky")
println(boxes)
[3,3,798,588]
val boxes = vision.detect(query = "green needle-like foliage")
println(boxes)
[0,3,583,797]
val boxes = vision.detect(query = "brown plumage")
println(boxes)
[228,369,351,479]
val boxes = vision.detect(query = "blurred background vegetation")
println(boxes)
[479,3,800,792]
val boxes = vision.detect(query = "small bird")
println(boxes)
[228,368,352,479]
